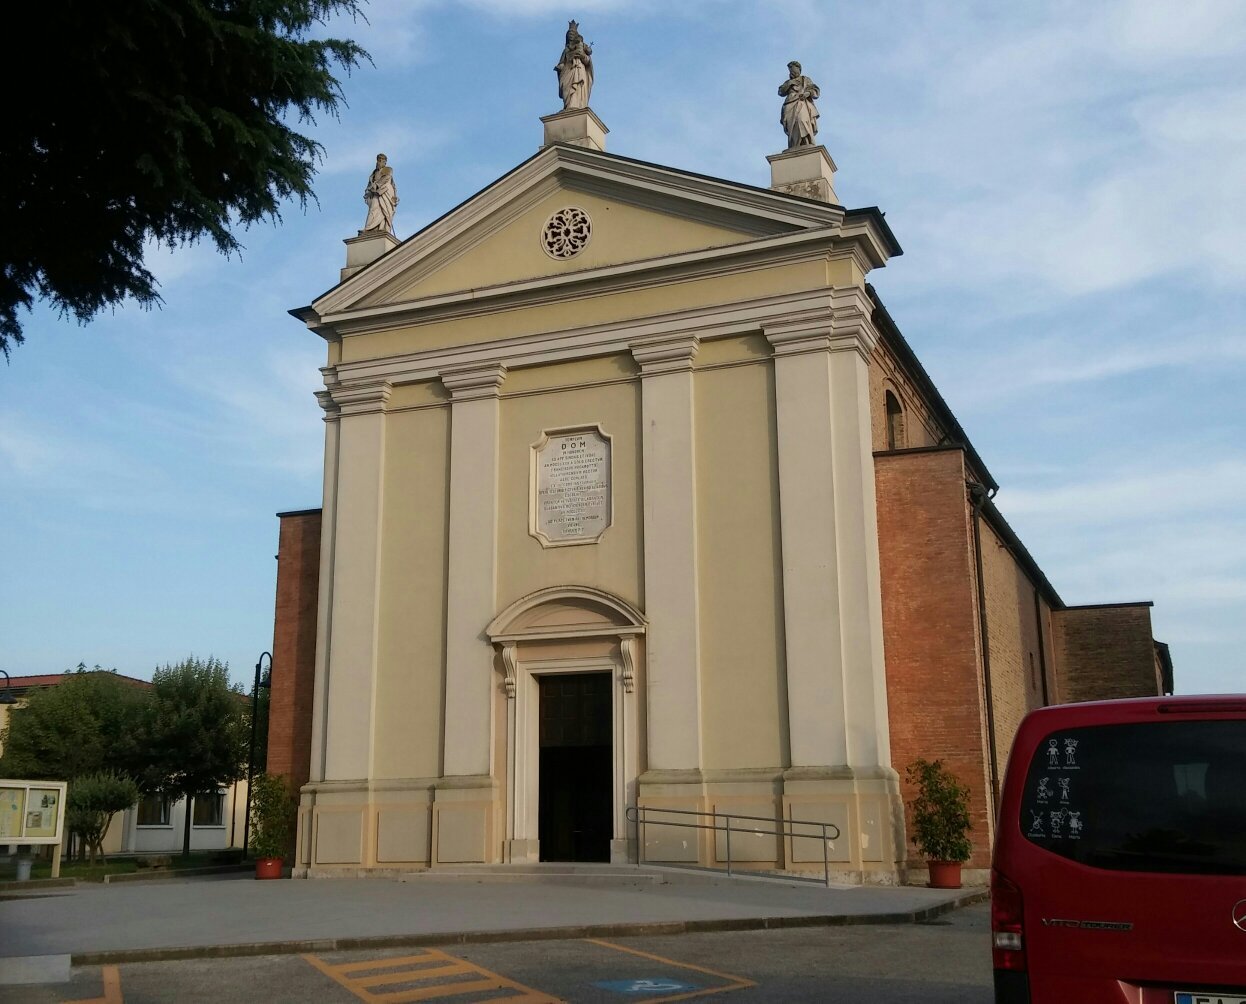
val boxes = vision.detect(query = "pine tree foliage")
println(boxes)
[0,1,367,357]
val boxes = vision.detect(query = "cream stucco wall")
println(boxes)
[496,365,644,611]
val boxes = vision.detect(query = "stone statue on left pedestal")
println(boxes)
[362,153,399,234]
[555,20,594,110]
[779,61,820,149]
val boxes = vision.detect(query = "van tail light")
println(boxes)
[991,868,1027,971]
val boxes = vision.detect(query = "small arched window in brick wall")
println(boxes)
[885,390,906,450]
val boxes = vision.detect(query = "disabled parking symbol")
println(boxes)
[595,976,700,994]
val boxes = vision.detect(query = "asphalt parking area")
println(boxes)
[0,903,992,1003]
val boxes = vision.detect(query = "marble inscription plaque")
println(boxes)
[533,428,611,544]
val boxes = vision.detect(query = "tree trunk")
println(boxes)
[182,796,192,857]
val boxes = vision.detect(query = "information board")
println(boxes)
[0,779,67,844]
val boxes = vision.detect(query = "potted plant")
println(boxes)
[249,772,296,880]
[906,758,973,888]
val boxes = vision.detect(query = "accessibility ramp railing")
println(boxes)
[626,805,841,888]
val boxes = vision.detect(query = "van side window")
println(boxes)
[1019,721,1246,875]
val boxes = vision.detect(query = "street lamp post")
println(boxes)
[0,670,17,705]
[243,652,272,856]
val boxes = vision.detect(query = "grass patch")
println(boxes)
[1,850,245,883]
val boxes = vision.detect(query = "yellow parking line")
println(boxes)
[354,961,475,988]
[332,955,447,975]
[303,948,560,1003]
[66,965,123,1004]
[585,938,755,1002]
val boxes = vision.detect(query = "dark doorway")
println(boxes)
[538,672,612,862]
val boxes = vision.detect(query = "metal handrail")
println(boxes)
[626,805,842,888]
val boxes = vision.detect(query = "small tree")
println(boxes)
[906,758,973,864]
[249,772,297,860]
[66,771,140,865]
[141,657,248,857]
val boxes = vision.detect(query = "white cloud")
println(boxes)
[1000,458,1246,524]
[318,121,456,177]
[0,414,64,478]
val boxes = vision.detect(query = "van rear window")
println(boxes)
[1020,720,1246,875]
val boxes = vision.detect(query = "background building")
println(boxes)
[0,672,248,858]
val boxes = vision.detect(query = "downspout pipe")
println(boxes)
[1033,585,1050,707]
[967,481,1000,819]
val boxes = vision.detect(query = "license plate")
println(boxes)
[1175,993,1246,1004]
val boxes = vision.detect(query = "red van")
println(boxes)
[991,695,1246,1003]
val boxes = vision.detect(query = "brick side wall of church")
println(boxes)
[1051,604,1161,703]
[977,516,1047,785]
[875,448,996,867]
[268,510,322,793]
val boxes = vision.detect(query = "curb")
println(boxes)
[69,889,987,966]
[102,864,253,885]
[0,878,77,892]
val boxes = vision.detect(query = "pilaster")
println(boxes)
[766,288,889,770]
[766,285,900,879]
[440,363,507,780]
[630,335,704,773]
[316,376,391,782]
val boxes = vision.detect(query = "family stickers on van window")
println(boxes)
[1029,736,1084,840]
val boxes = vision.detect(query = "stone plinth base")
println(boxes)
[766,145,838,204]
[342,230,400,282]
[541,107,609,151]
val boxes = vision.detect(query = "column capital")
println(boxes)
[440,362,508,400]
[764,287,880,362]
[315,389,341,421]
[629,334,700,375]
[321,374,392,417]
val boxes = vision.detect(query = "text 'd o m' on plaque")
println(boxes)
[530,425,612,547]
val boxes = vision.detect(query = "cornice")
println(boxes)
[629,334,700,375]
[331,287,840,388]
[439,362,508,400]
[314,229,846,338]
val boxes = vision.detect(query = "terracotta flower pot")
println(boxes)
[927,860,962,889]
[254,857,284,880]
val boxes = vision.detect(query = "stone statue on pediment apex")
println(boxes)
[555,20,594,110]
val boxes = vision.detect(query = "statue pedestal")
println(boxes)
[766,145,838,204]
[342,230,400,282]
[541,107,609,152]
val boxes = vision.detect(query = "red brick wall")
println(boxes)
[268,509,322,792]
[875,448,995,867]
[977,517,1047,785]
[1051,604,1160,702]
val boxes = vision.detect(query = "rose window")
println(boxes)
[541,207,592,259]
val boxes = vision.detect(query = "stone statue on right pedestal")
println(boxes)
[779,61,820,149]
[555,20,594,110]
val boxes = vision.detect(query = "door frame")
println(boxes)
[505,654,637,863]
[487,585,645,864]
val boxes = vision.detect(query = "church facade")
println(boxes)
[268,90,1168,882]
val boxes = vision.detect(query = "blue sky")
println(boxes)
[2,0,1243,696]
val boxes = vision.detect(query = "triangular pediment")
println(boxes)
[314,145,846,317]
